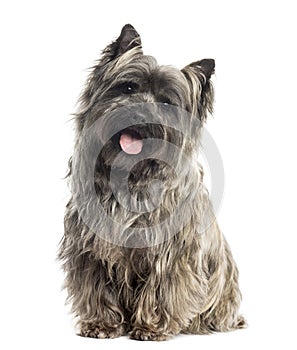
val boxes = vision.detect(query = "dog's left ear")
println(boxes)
[192,59,215,81]
[182,59,215,120]
[182,58,215,86]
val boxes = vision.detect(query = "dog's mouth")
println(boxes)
[119,128,143,155]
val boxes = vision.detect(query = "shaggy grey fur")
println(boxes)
[58,24,246,341]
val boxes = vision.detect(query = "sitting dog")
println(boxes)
[59,24,246,341]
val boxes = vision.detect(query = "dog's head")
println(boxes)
[70,25,216,246]
[74,24,215,175]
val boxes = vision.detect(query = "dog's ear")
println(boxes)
[182,59,215,120]
[78,25,142,113]
[101,24,142,62]
[192,59,215,82]
[116,24,142,56]
[182,59,215,85]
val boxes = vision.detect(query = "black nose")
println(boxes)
[130,114,146,125]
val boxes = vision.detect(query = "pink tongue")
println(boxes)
[119,133,143,154]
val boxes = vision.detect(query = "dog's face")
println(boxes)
[75,24,215,176]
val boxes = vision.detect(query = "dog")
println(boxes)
[59,24,246,341]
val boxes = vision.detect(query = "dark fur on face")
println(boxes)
[59,24,246,341]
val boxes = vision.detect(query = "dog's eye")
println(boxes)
[121,82,139,94]
[161,98,172,106]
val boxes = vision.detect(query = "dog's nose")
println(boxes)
[130,114,146,125]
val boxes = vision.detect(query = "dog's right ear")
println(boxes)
[116,24,142,56]
[78,25,142,112]
[102,24,142,61]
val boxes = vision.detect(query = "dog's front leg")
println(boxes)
[63,252,126,339]
[130,258,206,341]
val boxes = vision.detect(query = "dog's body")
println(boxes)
[59,24,246,341]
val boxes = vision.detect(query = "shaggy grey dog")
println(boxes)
[59,24,246,341]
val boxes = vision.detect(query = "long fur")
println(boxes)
[58,24,246,341]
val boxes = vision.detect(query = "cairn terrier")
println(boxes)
[59,24,246,341]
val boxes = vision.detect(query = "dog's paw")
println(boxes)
[130,328,170,341]
[79,321,126,339]
[236,315,248,329]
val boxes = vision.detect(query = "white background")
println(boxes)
[1,1,296,349]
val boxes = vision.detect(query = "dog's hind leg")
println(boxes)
[186,240,247,334]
